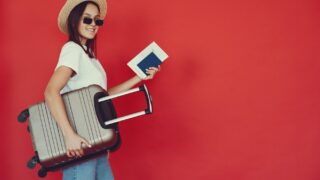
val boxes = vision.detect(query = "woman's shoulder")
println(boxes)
[61,41,83,53]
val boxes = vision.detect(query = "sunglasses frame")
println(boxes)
[83,17,104,26]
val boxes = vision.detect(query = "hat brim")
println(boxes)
[58,0,107,34]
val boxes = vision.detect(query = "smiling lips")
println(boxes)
[86,28,96,33]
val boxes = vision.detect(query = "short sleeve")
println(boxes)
[55,42,83,75]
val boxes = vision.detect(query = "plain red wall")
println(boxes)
[1,0,320,179]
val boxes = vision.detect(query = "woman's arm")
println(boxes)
[107,75,142,95]
[44,66,90,158]
[107,66,160,95]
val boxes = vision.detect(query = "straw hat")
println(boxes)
[58,0,107,34]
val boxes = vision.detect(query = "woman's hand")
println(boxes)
[64,132,91,158]
[107,65,162,95]
[143,65,161,80]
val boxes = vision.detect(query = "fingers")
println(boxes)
[67,149,77,158]
[79,149,84,156]
[65,135,91,158]
[144,66,160,80]
[67,148,84,158]
[67,150,71,157]
[75,149,83,157]
[80,138,92,148]
[147,66,160,72]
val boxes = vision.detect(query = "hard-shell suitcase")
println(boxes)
[18,84,152,177]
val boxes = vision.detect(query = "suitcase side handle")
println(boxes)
[98,84,153,126]
[139,84,152,114]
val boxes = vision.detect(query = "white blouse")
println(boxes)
[55,41,107,94]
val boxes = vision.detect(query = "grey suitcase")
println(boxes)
[18,84,152,177]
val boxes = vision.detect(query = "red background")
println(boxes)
[1,0,320,179]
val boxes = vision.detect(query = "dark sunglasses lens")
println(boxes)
[95,19,104,26]
[83,17,93,25]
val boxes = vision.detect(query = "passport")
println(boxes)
[127,42,169,79]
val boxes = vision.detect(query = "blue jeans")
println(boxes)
[62,155,114,180]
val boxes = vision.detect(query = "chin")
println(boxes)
[80,31,96,40]
[84,35,96,40]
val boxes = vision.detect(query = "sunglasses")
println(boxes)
[83,17,104,26]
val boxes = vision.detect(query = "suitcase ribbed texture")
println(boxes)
[28,85,115,167]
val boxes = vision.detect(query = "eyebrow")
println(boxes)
[83,13,100,18]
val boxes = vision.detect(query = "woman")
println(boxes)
[44,0,160,179]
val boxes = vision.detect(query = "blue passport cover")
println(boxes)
[137,52,162,76]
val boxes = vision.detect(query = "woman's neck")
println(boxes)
[79,36,87,45]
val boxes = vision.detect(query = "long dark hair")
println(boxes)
[67,1,100,58]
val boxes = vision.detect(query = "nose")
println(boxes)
[88,21,96,26]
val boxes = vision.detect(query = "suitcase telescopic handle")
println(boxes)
[98,84,153,126]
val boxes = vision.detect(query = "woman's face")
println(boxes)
[78,3,100,44]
